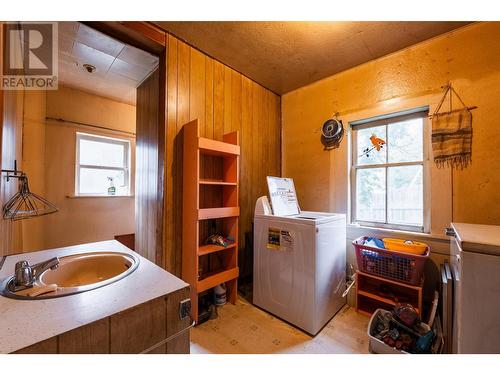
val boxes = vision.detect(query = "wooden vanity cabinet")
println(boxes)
[14,287,190,354]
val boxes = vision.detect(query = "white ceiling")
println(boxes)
[58,22,159,105]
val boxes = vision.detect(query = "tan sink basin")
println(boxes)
[40,252,136,288]
[1,252,139,299]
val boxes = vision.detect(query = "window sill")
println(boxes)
[66,194,135,199]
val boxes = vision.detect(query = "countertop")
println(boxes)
[0,240,189,353]
[452,222,500,256]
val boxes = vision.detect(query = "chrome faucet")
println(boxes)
[12,257,59,291]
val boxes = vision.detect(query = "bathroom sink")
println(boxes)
[1,252,139,300]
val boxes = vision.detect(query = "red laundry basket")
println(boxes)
[353,236,429,285]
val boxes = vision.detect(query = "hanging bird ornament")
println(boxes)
[360,134,386,158]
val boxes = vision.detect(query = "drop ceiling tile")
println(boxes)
[58,58,77,78]
[58,35,74,56]
[72,41,115,75]
[76,23,125,57]
[60,54,107,81]
[58,21,140,105]
[106,71,140,87]
[58,22,79,38]
[109,58,151,82]
[117,45,159,69]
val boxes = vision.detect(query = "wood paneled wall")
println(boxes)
[164,34,281,276]
[0,23,282,271]
[136,68,162,263]
[0,23,24,256]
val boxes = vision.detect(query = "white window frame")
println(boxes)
[350,108,430,233]
[75,132,131,197]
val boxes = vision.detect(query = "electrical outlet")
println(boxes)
[179,298,191,320]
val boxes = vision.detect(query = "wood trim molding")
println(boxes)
[0,21,4,196]
[82,21,166,55]
[157,49,167,268]
[120,22,166,47]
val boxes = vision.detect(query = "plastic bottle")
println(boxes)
[107,177,116,196]
[214,283,226,306]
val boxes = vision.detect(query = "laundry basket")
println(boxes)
[353,236,429,285]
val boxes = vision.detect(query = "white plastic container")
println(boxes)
[367,309,409,354]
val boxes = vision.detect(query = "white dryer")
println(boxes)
[253,177,346,335]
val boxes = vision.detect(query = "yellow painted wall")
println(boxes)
[16,86,137,252]
[41,86,136,250]
[282,22,500,227]
[46,86,136,134]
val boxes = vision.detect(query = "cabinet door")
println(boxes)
[59,318,110,354]
[110,297,167,354]
[166,286,191,354]
[450,238,461,354]
[14,337,57,354]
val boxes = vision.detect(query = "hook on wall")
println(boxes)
[1,160,24,182]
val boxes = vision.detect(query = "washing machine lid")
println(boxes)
[256,210,345,226]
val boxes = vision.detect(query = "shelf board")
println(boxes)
[198,207,239,220]
[199,179,237,186]
[357,290,420,312]
[357,270,423,290]
[199,137,240,157]
[197,267,239,293]
[198,243,237,256]
[358,290,397,307]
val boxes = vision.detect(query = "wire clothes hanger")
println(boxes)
[1,160,58,221]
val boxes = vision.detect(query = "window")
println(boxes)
[76,133,131,196]
[351,108,428,232]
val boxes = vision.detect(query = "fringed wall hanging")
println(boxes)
[429,83,477,169]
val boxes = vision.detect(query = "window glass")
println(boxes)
[356,168,386,222]
[79,168,126,195]
[352,110,427,231]
[387,165,423,226]
[387,118,423,163]
[79,139,125,168]
[357,125,386,166]
[76,133,130,196]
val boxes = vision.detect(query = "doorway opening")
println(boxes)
[5,21,164,265]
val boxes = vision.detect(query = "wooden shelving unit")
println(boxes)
[182,119,240,324]
[355,271,423,318]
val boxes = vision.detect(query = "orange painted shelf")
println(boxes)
[197,267,239,293]
[198,207,239,220]
[199,137,240,157]
[355,271,423,318]
[198,243,237,256]
[357,290,420,314]
[182,119,240,325]
[199,179,237,186]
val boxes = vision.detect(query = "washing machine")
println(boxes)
[253,177,346,335]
